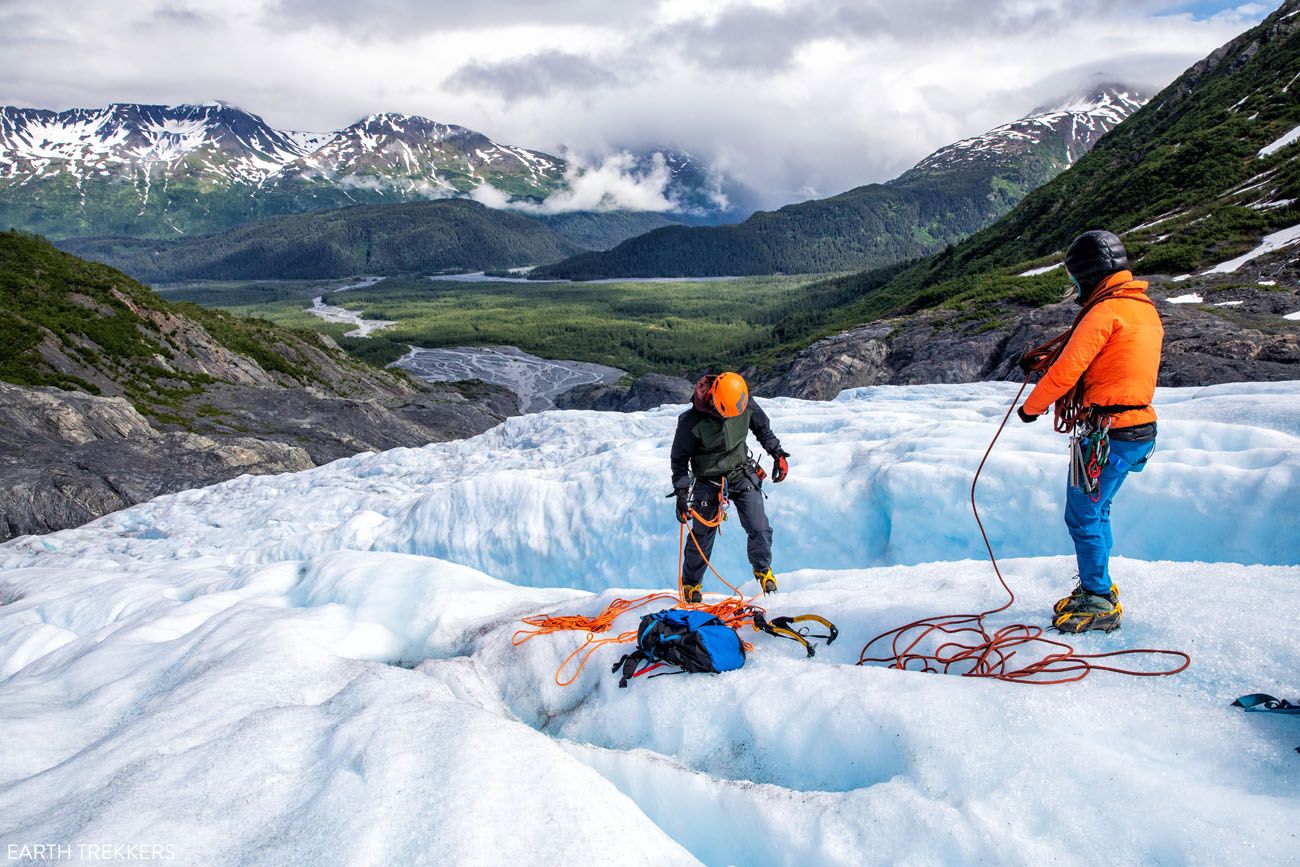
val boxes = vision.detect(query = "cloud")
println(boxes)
[267,0,642,39]
[0,0,1275,209]
[445,52,621,101]
[472,152,679,214]
[152,5,207,25]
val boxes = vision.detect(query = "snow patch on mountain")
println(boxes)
[1258,121,1300,157]
[911,86,1145,175]
[1204,222,1300,274]
[0,103,735,228]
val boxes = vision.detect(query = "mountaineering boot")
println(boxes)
[754,567,778,594]
[1054,580,1119,615]
[682,583,703,604]
[1053,591,1122,634]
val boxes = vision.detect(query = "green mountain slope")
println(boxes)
[57,199,586,282]
[0,230,400,411]
[0,230,517,539]
[837,0,1300,321]
[536,87,1143,279]
[535,210,680,251]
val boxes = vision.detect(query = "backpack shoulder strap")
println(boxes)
[613,650,669,688]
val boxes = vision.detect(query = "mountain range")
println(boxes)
[0,102,736,238]
[820,1,1300,324]
[535,86,1145,279]
[763,1,1300,399]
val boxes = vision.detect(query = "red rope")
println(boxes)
[856,376,1191,684]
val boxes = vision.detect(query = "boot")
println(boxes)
[753,567,778,594]
[1052,589,1122,634]
[682,583,703,604]
[1054,580,1119,615]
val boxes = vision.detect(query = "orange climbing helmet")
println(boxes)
[710,372,749,418]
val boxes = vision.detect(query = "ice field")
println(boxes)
[1,381,1298,865]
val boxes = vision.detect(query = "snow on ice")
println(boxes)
[1,382,1298,865]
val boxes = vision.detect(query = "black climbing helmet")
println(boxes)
[1064,230,1128,302]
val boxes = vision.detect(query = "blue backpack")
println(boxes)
[613,608,746,687]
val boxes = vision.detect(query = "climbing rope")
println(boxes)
[512,496,767,686]
[1017,281,1157,434]
[856,373,1191,684]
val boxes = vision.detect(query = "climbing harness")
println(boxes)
[513,493,836,686]
[856,367,1191,684]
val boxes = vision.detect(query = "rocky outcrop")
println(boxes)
[0,378,517,540]
[763,274,1300,399]
[0,384,311,540]
[0,233,521,540]
[178,380,517,464]
[555,373,695,412]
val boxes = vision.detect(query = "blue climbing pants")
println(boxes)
[1064,437,1156,594]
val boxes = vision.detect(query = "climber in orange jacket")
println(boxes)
[1018,230,1164,634]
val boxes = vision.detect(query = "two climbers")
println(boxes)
[668,230,1162,637]
[670,372,790,603]
[1018,230,1163,634]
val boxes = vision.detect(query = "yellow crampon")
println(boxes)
[751,612,838,656]
[1053,601,1123,634]
[1053,582,1120,616]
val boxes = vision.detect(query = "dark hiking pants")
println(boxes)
[681,475,772,587]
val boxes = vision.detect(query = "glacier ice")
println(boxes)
[0,381,1297,865]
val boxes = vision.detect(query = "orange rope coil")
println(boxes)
[513,499,765,686]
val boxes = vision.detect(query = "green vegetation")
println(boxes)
[0,229,170,390]
[154,279,334,306]
[214,272,888,376]
[854,4,1300,310]
[534,211,680,250]
[534,168,1047,280]
[0,230,383,422]
[58,199,585,283]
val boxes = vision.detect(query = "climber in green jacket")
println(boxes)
[670,372,789,602]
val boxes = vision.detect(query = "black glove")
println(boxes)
[672,488,691,523]
[771,450,790,483]
[1017,352,1037,374]
[1017,406,1038,424]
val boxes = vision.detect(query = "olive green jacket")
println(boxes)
[670,399,782,488]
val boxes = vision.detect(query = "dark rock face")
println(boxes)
[555,373,695,412]
[0,379,516,541]
[179,380,517,464]
[0,384,311,540]
[763,276,1300,399]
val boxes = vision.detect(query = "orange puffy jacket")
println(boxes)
[1023,271,1163,429]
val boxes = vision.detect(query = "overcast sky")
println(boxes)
[0,0,1274,206]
